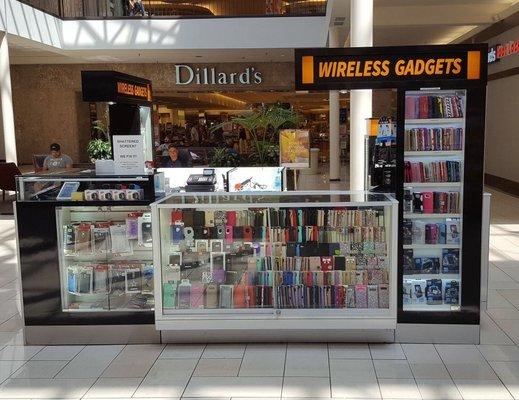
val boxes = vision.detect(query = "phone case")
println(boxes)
[214,225,225,239]
[190,283,205,309]
[422,192,434,213]
[226,211,237,226]
[243,226,253,241]
[205,283,218,308]
[234,284,247,308]
[378,284,389,308]
[355,284,368,308]
[163,282,177,308]
[178,281,191,309]
[321,256,333,272]
[205,211,215,227]
[225,225,233,244]
[193,211,205,227]
[170,225,184,243]
[184,227,194,242]
[367,284,379,308]
[219,285,234,308]
[171,211,183,225]
[183,210,194,227]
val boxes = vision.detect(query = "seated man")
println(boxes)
[43,143,73,171]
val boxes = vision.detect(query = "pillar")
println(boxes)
[0,32,16,164]
[329,27,341,181]
[349,0,373,190]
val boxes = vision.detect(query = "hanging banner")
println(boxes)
[295,45,487,90]
[280,129,310,168]
[113,135,145,175]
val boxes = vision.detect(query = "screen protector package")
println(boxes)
[138,213,153,248]
[110,224,132,254]
[126,213,142,240]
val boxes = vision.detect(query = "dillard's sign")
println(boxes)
[175,64,263,86]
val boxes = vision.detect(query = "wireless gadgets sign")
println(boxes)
[295,45,486,90]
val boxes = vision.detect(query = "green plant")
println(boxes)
[209,147,240,167]
[91,120,108,140]
[212,103,301,166]
[87,138,112,162]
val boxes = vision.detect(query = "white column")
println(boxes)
[329,27,341,181]
[349,0,373,190]
[0,32,16,164]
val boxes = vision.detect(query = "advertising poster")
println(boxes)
[113,135,145,175]
[279,129,310,168]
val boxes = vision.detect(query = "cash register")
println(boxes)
[185,168,217,192]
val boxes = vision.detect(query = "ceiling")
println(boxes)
[6,0,519,63]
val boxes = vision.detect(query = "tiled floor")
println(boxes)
[1,187,519,398]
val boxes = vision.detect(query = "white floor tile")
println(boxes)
[202,344,245,359]
[194,358,241,377]
[478,345,519,361]
[159,344,205,359]
[285,344,329,377]
[330,359,376,381]
[445,362,498,380]
[494,319,519,344]
[480,313,515,345]
[101,344,164,378]
[328,344,371,359]
[487,308,519,320]
[183,377,283,397]
[401,344,442,364]
[415,379,461,400]
[0,346,42,361]
[132,377,190,398]
[11,360,67,379]
[409,363,451,379]
[0,360,25,383]
[282,377,331,398]
[369,344,405,360]
[454,379,513,399]
[0,378,95,398]
[83,377,141,398]
[31,346,84,361]
[330,378,381,399]
[489,361,519,399]
[377,378,421,399]
[487,290,514,309]
[435,344,485,363]
[239,344,285,377]
[373,360,413,379]
[143,358,198,380]
[55,345,123,379]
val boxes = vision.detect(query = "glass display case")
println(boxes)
[152,191,398,331]
[16,170,164,203]
[56,206,155,312]
[402,89,465,312]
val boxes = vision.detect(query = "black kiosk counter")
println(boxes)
[15,170,164,344]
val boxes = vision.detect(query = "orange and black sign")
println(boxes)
[82,71,153,105]
[295,45,487,90]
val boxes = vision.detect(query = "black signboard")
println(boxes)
[81,71,153,105]
[295,44,487,90]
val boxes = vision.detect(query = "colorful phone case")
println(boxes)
[205,283,218,308]
[226,211,237,226]
[225,225,233,244]
[190,283,205,309]
[233,284,247,308]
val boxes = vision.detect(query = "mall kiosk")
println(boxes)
[295,44,487,343]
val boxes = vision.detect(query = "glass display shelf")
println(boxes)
[56,206,155,313]
[402,89,465,312]
[152,191,398,331]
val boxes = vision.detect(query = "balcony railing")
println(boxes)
[19,0,327,19]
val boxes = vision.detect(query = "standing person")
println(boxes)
[190,124,200,146]
[129,0,145,16]
[157,136,171,166]
[43,143,73,171]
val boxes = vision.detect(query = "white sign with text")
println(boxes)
[113,135,145,175]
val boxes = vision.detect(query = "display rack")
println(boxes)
[152,191,398,335]
[56,206,155,313]
[402,89,465,313]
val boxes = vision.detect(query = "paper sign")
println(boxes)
[113,135,145,175]
[280,129,310,168]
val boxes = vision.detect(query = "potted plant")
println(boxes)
[212,104,301,167]
[87,120,112,162]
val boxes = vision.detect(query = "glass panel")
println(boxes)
[402,89,465,311]
[159,197,393,312]
[57,206,155,312]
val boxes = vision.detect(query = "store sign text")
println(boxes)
[295,47,484,90]
[488,39,519,64]
[175,65,262,86]
[116,81,151,100]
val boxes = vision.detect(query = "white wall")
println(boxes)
[485,25,519,183]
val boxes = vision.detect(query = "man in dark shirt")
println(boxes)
[164,145,183,168]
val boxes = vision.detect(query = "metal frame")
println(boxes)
[151,190,398,333]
